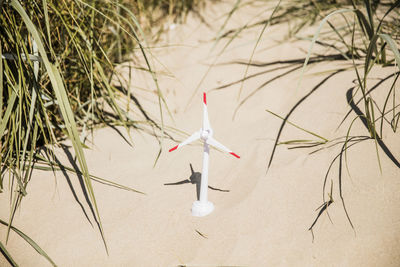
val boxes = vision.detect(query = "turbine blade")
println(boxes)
[203,92,211,130]
[207,137,240,158]
[169,131,201,152]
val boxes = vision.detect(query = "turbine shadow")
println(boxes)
[164,163,229,200]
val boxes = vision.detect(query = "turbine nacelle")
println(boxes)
[200,128,213,141]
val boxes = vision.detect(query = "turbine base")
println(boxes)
[191,200,214,217]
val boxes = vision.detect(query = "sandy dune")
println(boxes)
[1,1,400,266]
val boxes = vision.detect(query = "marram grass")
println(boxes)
[265,0,400,235]
[207,0,400,236]
[0,0,203,265]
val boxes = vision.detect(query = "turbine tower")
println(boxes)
[169,92,240,216]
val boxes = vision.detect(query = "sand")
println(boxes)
[1,1,400,266]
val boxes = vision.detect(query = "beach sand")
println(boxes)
[1,1,400,266]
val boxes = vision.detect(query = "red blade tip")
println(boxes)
[203,92,207,105]
[230,152,240,158]
[169,145,178,152]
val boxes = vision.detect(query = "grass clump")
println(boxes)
[134,0,205,36]
[210,0,400,236]
[269,0,400,236]
[0,0,203,265]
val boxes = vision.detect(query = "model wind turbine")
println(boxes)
[169,92,240,217]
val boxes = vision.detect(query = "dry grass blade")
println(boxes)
[195,229,208,239]
[186,2,271,109]
[309,181,334,241]
[266,109,328,142]
[238,0,281,100]
[210,0,242,52]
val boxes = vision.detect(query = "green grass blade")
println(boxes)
[42,0,52,53]
[10,0,107,252]
[0,88,17,139]
[379,34,400,71]
[295,8,354,92]
[33,154,145,194]
[344,116,363,181]
[364,0,374,32]
[0,239,18,267]
[380,73,399,137]
[0,218,56,266]
[353,8,374,40]
[376,0,400,32]
[0,40,2,120]
[369,98,382,173]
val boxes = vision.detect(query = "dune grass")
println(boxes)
[0,0,203,265]
[1,0,399,264]
[207,0,399,236]
[268,0,400,235]
[279,0,399,235]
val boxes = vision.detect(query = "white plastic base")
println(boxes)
[191,201,214,217]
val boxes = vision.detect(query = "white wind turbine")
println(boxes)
[169,92,240,217]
